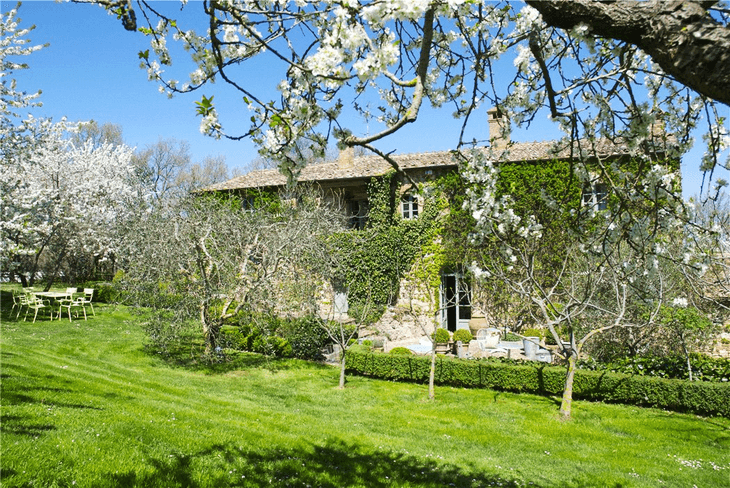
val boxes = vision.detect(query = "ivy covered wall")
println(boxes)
[322,156,680,329]
[328,171,442,324]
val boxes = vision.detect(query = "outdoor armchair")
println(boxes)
[60,292,87,322]
[11,290,27,319]
[82,288,95,316]
[57,288,80,318]
[24,293,53,323]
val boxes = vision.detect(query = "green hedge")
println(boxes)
[579,354,730,383]
[346,351,730,417]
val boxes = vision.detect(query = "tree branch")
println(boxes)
[526,0,730,106]
[346,8,435,147]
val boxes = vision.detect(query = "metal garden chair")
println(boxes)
[24,293,53,323]
[60,292,87,322]
[82,288,95,316]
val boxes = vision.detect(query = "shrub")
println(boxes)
[361,339,374,349]
[81,281,120,303]
[389,347,414,355]
[345,350,730,417]
[522,328,544,339]
[348,344,373,354]
[432,328,451,343]
[221,323,294,357]
[453,329,473,344]
[579,354,730,383]
[503,332,521,342]
[220,325,248,350]
[544,325,568,345]
[277,316,330,360]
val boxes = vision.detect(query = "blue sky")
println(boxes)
[10,0,728,198]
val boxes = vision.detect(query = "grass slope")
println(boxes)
[1,297,729,487]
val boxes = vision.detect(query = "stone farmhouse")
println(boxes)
[205,113,676,348]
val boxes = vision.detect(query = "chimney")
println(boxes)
[338,146,355,170]
[487,107,510,149]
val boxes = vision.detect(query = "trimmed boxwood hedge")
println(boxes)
[346,350,730,417]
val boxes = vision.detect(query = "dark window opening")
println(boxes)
[582,183,608,211]
[348,200,369,230]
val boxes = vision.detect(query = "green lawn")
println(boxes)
[1,295,729,487]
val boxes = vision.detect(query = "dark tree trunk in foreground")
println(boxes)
[528,0,730,106]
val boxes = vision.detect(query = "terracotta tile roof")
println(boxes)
[206,139,637,192]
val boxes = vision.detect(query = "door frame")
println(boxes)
[439,271,471,332]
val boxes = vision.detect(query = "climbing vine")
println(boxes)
[328,171,440,323]
[325,158,677,326]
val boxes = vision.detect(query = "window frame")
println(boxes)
[401,194,419,220]
[582,182,609,211]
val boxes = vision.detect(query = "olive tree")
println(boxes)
[118,190,344,356]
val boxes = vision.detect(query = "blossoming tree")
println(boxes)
[462,149,720,417]
[1,5,138,286]
[76,0,728,197]
[1,117,139,286]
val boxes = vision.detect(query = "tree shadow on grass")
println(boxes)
[108,438,544,488]
[0,415,56,437]
[1,366,104,440]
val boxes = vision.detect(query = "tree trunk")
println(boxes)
[428,347,436,400]
[201,305,219,356]
[338,351,346,389]
[203,324,218,355]
[44,247,68,292]
[682,342,694,381]
[559,350,578,419]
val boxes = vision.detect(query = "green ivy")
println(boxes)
[329,171,440,323]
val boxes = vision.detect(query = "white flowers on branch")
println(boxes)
[75,0,728,195]
[1,116,138,282]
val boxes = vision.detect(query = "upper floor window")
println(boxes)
[402,194,419,220]
[241,196,257,211]
[348,199,369,230]
[582,183,608,211]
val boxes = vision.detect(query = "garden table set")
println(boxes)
[11,288,95,323]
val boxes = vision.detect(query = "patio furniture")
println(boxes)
[11,290,24,318]
[56,288,80,318]
[19,289,36,318]
[24,293,54,323]
[34,290,74,311]
[82,288,95,316]
[59,292,87,322]
[476,328,501,349]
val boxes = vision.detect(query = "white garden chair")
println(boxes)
[57,288,79,318]
[475,328,501,350]
[24,293,53,323]
[82,288,95,316]
[60,292,87,322]
[11,290,27,319]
